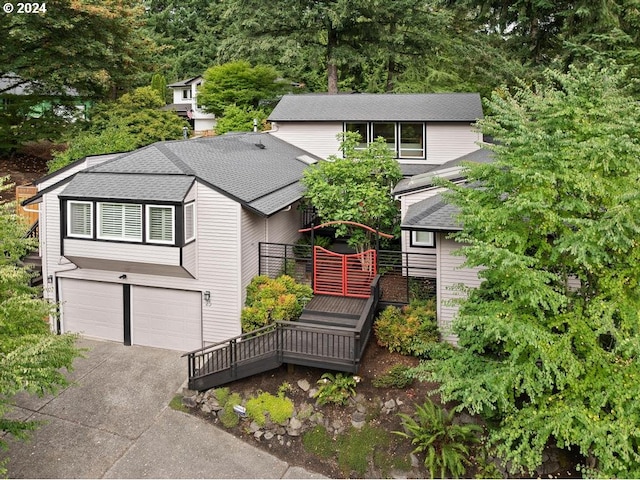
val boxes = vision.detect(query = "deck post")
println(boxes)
[310,223,315,290]
[230,339,237,380]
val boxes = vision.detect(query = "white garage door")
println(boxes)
[60,279,123,342]
[131,286,202,351]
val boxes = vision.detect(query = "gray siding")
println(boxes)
[266,204,301,245]
[425,123,482,165]
[436,235,482,343]
[270,122,342,159]
[240,210,265,303]
[183,241,197,277]
[64,239,181,266]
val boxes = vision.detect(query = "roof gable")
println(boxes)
[268,93,483,122]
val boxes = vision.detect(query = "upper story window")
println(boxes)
[146,205,174,244]
[98,203,142,242]
[182,88,192,99]
[344,122,425,159]
[184,203,196,243]
[67,201,93,238]
[64,200,188,246]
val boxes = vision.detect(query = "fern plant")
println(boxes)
[394,399,481,479]
[313,372,358,405]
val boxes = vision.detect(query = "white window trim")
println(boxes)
[146,204,175,245]
[97,202,142,242]
[184,202,196,243]
[411,230,435,248]
[67,201,93,239]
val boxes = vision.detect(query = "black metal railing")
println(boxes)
[259,241,312,286]
[24,220,39,239]
[377,249,436,304]
[259,242,437,304]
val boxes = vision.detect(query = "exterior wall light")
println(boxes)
[203,291,211,306]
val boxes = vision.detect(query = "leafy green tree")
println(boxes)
[50,87,187,172]
[0,0,157,97]
[302,133,402,253]
[214,104,268,135]
[197,61,284,116]
[411,65,640,476]
[0,178,81,474]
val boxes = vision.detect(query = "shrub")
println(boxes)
[394,399,481,479]
[313,372,358,406]
[292,235,333,258]
[374,300,439,357]
[372,364,414,389]
[219,392,243,428]
[241,275,313,333]
[245,391,294,426]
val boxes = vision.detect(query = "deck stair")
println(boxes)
[185,276,380,391]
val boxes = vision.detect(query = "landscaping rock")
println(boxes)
[248,421,262,434]
[200,403,212,414]
[308,387,318,399]
[383,399,397,414]
[297,378,311,391]
[254,430,264,440]
[182,395,198,408]
[264,431,275,440]
[351,411,366,429]
[287,417,303,436]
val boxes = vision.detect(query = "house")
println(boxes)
[393,148,493,342]
[165,76,216,133]
[268,93,483,176]
[24,133,320,351]
[25,92,487,357]
[0,74,90,121]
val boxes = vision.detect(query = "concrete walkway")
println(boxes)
[1,338,326,479]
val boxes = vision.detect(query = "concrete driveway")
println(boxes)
[1,338,325,479]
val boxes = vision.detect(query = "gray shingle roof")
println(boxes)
[402,194,462,231]
[268,93,483,122]
[63,133,321,216]
[394,148,493,195]
[61,173,195,202]
[167,76,202,88]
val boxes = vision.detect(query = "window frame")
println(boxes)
[97,202,143,243]
[67,201,93,239]
[410,230,435,248]
[343,121,426,160]
[146,204,175,245]
[184,202,196,244]
[182,88,192,99]
[398,122,425,159]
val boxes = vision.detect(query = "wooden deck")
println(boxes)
[185,281,381,391]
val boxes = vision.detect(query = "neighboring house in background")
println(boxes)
[0,74,91,121]
[24,133,320,351]
[393,148,493,342]
[165,76,216,133]
[268,93,483,176]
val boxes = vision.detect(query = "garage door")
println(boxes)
[60,279,124,342]
[131,286,202,351]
